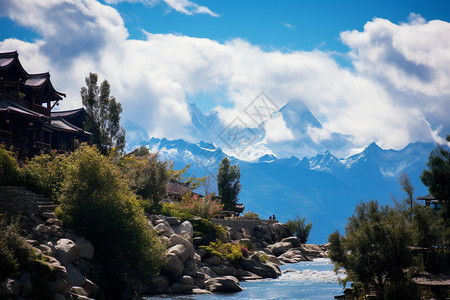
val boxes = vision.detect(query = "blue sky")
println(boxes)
[1,0,450,156]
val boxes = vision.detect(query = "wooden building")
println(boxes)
[0,51,89,157]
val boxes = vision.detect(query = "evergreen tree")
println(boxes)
[421,135,450,224]
[81,72,126,155]
[217,157,241,211]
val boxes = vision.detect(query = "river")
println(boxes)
[145,258,346,300]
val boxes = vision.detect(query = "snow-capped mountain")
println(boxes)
[136,136,435,243]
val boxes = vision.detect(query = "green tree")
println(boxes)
[286,216,312,243]
[81,72,126,155]
[217,157,241,211]
[328,200,416,299]
[56,145,166,296]
[397,172,415,221]
[421,135,450,224]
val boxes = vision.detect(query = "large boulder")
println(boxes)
[173,221,194,242]
[239,255,279,278]
[210,264,237,276]
[281,236,301,248]
[154,222,175,237]
[161,253,184,280]
[278,248,307,263]
[55,238,79,265]
[205,276,243,293]
[168,234,195,261]
[268,241,293,256]
[271,223,291,242]
[66,263,87,287]
[147,275,170,294]
[167,244,190,264]
[75,237,94,259]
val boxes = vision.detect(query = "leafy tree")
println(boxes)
[286,216,312,243]
[421,135,450,224]
[56,145,166,296]
[217,157,241,211]
[81,72,126,155]
[328,200,416,299]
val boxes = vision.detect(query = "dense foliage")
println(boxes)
[328,200,416,299]
[217,157,241,211]
[200,240,247,262]
[81,72,126,155]
[243,211,260,219]
[421,135,450,223]
[286,215,312,244]
[0,146,21,186]
[56,145,166,295]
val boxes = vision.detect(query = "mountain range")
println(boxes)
[125,101,438,243]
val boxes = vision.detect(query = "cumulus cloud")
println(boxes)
[104,0,218,16]
[0,1,449,155]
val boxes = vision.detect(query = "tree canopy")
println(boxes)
[217,157,241,211]
[81,72,126,155]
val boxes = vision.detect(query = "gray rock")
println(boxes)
[32,224,49,235]
[165,216,180,227]
[201,266,218,278]
[236,268,263,281]
[48,278,69,293]
[66,263,87,287]
[170,283,194,294]
[147,275,170,294]
[192,288,211,294]
[268,241,293,256]
[168,234,195,261]
[204,255,222,265]
[281,236,301,248]
[154,223,175,237]
[3,279,20,296]
[173,221,194,242]
[72,286,88,296]
[205,276,243,293]
[271,223,291,242]
[239,257,279,278]
[76,237,94,259]
[55,238,79,265]
[177,275,195,285]
[168,244,190,264]
[161,253,184,280]
[210,264,237,276]
[83,279,99,297]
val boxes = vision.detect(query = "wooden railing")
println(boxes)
[33,103,50,117]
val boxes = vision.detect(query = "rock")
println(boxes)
[281,236,301,248]
[268,241,293,256]
[193,253,202,263]
[147,214,161,225]
[173,221,194,242]
[183,259,198,277]
[83,279,99,297]
[256,251,281,265]
[66,263,87,287]
[253,224,272,242]
[170,283,194,294]
[72,286,88,296]
[278,248,307,263]
[201,266,218,278]
[236,268,263,281]
[205,276,243,293]
[196,248,207,258]
[271,223,291,242]
[154,223,174,237]
[164,216,180,227]
[32,224,50,235]
[168,244,190,263]
[55,238,79,265]
[37,243,54,255]
[161,253,184,280]
[210,264,237,276]
[40,212,55,219]
[204,255,222,265]
[3,279,20,296]
[76,237,94,259]
[19,272,32,297]
[48,278,69,293]
[239,256,279,278]
[168,234,195,261]
[192,288,211,294]
[147,275,170,294]
[177,275,195,285]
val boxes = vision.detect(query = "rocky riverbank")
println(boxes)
[1,211,328,299]
[143,215,329,296]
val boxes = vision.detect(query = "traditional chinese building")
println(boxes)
[0,51,90,157]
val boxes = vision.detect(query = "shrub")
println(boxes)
[22,151,69,201]
[286,215,312,244]
[56,145,166,295]
[0,145,21,186]
[190,218,227,246]
[178,193,223,219]
[200,240,244,262]
[243,211,259,219]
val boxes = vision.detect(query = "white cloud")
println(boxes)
[283,22,295,30]
[0,1,449,156]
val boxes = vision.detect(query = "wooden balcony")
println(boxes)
[33,103,50,117]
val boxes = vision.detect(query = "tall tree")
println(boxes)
[81,72,126,155]
[397,172,415,221]
[217,157,241,211]
[421,135,450,224]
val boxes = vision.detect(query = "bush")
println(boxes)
[178,193,223,219]
[286,215,312,243]
[56,145,166,295]
[0,146,21,186]
[22,151,69,201]
[243,211,259,219]
[190,218,227,246]
[200,240,244,262]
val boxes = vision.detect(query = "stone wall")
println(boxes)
[211,218,276,235]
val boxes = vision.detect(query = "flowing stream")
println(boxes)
[146,258,346,300]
